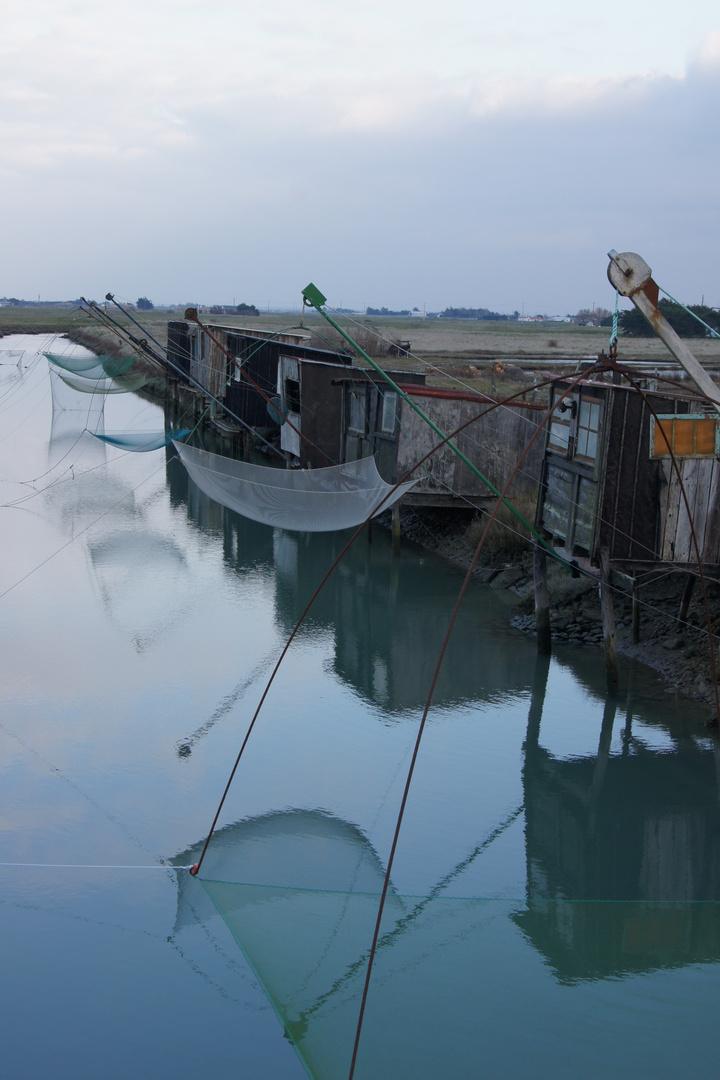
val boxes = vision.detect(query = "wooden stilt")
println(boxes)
[631,578,641,644]
[534,545,552,655]
[392,503,401,555]
[677,573,696,627]
[599,548,619,696]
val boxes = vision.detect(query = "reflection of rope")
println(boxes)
[0,862,192,869]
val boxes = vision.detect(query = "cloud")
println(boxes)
[1,8,719,310]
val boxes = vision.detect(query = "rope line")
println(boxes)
[657,286,720,339]
[0,862,192,870]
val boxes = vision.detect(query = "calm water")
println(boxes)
[1,335,719,1079]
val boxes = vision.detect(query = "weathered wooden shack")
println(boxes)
[166,320,355,433]
[276,356,426,470]
[389,386,545,505]
[537,377,720,569]
[276,362,545,504]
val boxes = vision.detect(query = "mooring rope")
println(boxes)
[0,862,193,870]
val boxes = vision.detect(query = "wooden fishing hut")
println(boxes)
[537,375,720,570]
[277,363,545,507]
[165,320,356,435]
[277,356,426,470]
[532,372,720,688]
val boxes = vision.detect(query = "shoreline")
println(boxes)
[391,506,719,712]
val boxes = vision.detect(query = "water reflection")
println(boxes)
[516,654,720,981]
[168,450,538,715]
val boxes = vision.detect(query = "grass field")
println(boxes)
[4,304,720,379]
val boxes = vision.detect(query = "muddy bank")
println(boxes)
[392,506,719,710]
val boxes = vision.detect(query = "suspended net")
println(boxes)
[176,809,720,1080]
[52,367,149,395]
[173,443,417,532]
[91,429,191,452]
[44,352,138,377]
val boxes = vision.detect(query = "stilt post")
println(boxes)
[677,572,696,627]
[631,576,641,644]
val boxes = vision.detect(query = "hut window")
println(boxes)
[379,391,398,434]
[348,388,367,434]
[284,378,300,414]
[650,415,719,459]
[575,398,602,463]
[548,414,571,454]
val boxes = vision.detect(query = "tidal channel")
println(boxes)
[1,335,719,1079]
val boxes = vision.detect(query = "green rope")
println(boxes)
[302,283,578,572]
[610,289,619,348]
[658,285,720,339]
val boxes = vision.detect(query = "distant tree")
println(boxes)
[619,299,720,338]
[137,296,154,310]
[441,306,509,320]
[237,302,260,316]
[366,306,410,316]
[573,307,611,326]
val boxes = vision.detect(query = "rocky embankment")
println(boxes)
[394,506,719,710]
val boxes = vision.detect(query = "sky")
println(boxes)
[2,0,719,313]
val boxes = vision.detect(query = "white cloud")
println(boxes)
[1,6,719,310]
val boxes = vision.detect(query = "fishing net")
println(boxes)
[52,368,149,395]
[91,429,191,452]
[173,443,417,532]
[44,352,138,377]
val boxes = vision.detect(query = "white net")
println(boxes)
[174,442,417,532]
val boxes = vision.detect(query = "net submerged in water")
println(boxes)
[173,442,417,532]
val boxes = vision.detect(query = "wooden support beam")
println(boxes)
[600,548,619,696]
[632,578,641,644]
[677,573,696,627]
[534,545,552,655]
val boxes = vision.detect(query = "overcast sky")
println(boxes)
[2,0,719,313]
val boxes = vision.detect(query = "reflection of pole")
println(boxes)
[589,696,617,831]
[526,652,551,753]
[392,503,401,554]
[600,548,619,695]
[534,545,551,655]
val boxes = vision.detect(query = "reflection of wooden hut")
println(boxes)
[537,378,720,568]
[517,698,720,982]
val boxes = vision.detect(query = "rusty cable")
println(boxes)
[612,361,720,723]
[345,364,594,1080]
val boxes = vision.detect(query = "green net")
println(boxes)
[44,352,138,377]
